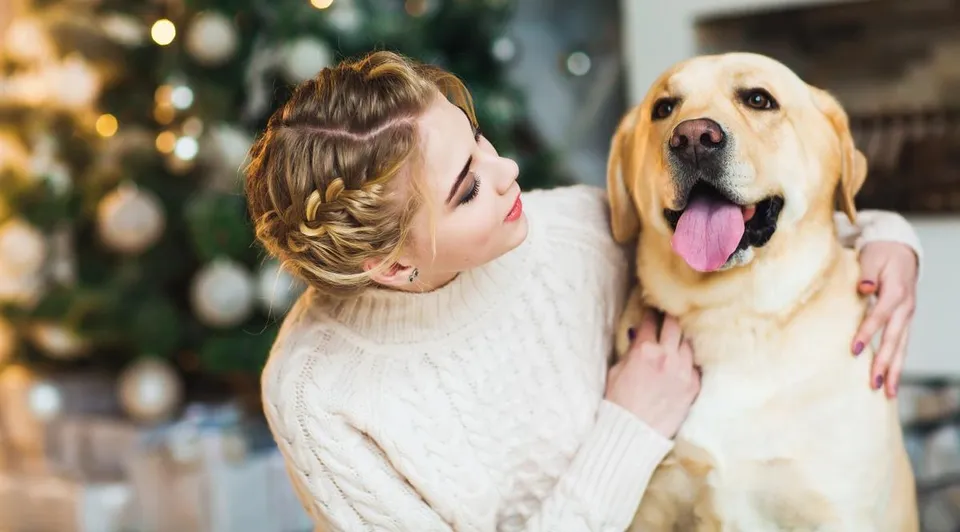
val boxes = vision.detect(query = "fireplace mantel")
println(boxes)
[618,0,867,105]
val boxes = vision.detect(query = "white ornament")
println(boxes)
[281,38,333,83]
[0,269,44,307]
[117,357,183,424]
[257,260,305,314]
[185,12,239,66]
[0,217,47,276]
[96,184,166,254]
[46,55,101,110]
[190,259,255,328]
[3,17,56,64]
[28,322,89,360]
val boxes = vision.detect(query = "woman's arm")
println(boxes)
[269,396,672,532]
[833,209,923,269]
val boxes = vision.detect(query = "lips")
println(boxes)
[504,194,523,222]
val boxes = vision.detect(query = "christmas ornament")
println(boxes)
[185,12,238,66]
[47,54,101,110]
[0,217,47,276]
[257,260,305,314]
[28,322,90,360]
[202,124,252,190]
[3,17,56,64]
[96,183,166,254]
[117,357,183,424]
[190,259,255,328]
[281,38,333,83]
[0,270,43,307]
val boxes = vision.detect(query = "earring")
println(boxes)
[408,268,419,283]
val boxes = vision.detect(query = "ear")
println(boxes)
[606,107,644,243]
[363,257,418,288]
[810,86,867,224]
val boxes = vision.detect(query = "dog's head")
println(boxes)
[607,53,866,273]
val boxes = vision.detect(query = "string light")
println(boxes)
[95,114,119,137]
[151,19,176,46]
[174,136,199,161]
[156,131,177,154]
[310,0,334,9]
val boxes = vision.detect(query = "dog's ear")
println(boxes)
[607,107,644,243]
[810,86,867,224]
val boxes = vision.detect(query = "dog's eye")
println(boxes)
[741,89,778,110]
[652,98,677,121]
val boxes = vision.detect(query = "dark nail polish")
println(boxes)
[853,342,864,356]
[874,374,884,390]
[628,328,636,342]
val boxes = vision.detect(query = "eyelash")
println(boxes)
[458,128,484,205]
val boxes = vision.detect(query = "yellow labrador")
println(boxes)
[607,52,918,531]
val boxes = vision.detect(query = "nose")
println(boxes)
[669,118,726,164]
[493,155,520,195]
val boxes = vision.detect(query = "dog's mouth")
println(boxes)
[662,181,784,272]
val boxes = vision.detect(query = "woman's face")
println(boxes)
[370,92,528,290]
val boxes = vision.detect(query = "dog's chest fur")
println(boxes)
[630,246,903,531]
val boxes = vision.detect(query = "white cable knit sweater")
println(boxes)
[261,185,922,532]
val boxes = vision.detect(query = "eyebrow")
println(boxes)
[445,109,479,204]
[446,154,473,204]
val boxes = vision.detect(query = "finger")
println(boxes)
[659,314,683,351]
[678,340,695,371]
[857,246,883,293]
[885,326,912,399]
[634,310,659,346]
[857,279,878,296]
[870,306,910,391]
[852,284,903,355]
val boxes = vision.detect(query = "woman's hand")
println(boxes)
[606,311,701,439]
[852,241,919,398]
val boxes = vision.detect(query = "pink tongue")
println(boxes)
[671,195,745,272]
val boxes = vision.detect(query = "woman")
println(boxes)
[244,51,921,531]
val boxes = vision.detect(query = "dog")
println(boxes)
[606,52,918,531]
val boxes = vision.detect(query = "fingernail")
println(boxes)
[874,374,884,390]
[628,327,636,342]
[853,341,864,356]
[860,280,875,287]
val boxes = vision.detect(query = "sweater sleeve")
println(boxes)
[269,392,671,531]
[833,209,923,275]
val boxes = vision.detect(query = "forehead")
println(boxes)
[654,54,810,101]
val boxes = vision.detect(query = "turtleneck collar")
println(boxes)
[311,216,544,346]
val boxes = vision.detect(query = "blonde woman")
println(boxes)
[244,51,921,531]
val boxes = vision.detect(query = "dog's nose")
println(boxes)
[669,118,726,163]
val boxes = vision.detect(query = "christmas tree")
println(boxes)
[0,0,568,421]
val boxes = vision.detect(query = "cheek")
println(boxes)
[436,198,504,266]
